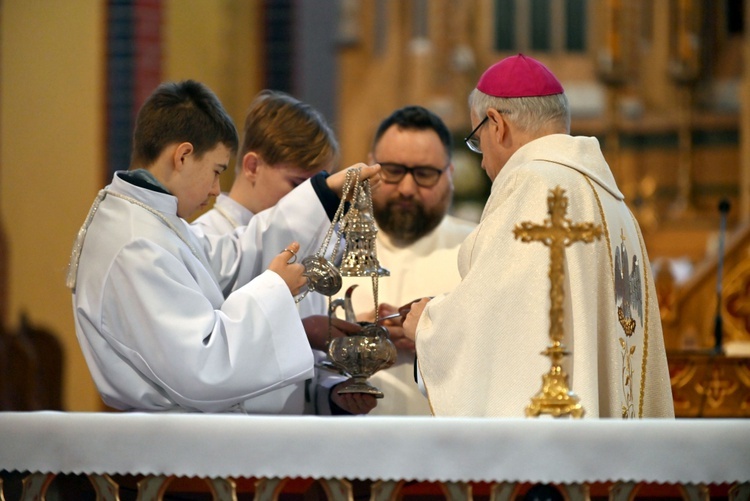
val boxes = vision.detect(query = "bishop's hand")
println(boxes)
[377,303,415,352]
[402,297,431,342]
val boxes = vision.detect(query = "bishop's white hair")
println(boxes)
[468,89,571,134]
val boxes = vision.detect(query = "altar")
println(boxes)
[0,412,748,500]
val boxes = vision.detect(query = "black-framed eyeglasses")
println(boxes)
[374,161,449,188]
[464,116,489,154]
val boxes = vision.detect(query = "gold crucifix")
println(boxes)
[513,186,603,418]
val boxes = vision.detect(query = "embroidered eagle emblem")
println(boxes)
[613,228,642,419]
[614,234,643,326]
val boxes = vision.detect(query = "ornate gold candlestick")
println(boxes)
[513,186,603,418]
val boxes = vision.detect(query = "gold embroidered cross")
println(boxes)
[513,186,603,418]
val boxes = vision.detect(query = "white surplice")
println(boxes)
[339,214,476,415]
[193,194,252,235]
[192,192,341,414]
[415,135,675,418]
[71,173,330,413]
[192,193,329,320]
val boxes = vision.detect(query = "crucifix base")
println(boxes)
[525,371,585,418]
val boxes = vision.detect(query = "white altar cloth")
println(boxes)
[0,412,748,484]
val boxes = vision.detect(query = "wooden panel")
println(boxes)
[669,353,750,418]
[661,223,750,350]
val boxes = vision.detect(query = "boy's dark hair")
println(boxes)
[131,80,239,169]
[372,105,453,156]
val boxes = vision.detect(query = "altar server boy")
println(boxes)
[67,80,377,414]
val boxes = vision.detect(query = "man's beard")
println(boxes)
[373,196,448,247]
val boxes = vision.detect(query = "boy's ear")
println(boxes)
[242,152,260,180]
[173,142,195,171]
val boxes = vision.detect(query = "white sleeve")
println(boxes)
[192,207,236,236]
[99,241,315,413]
[195,180,331,294]
[305,350,347,415]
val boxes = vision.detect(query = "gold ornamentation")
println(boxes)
[614,227,643,419]
[618,313,637,418]
[631,213,653,418]
[736,362,750,387]
[740,362,750,410]
[723,259,750,340]
[696,365,739,409]
[618,307,637,336]
[668,355,750,417]
[514,186,603,418]
[669,359,698,411]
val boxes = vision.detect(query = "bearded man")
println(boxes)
[340,105,476,415]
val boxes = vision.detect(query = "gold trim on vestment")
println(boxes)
[586,176,651,418]
[631,211,651,418]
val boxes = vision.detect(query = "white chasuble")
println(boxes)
[415,134,674,418]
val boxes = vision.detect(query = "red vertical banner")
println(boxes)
[107,0,163,176]
[134,0,162,112]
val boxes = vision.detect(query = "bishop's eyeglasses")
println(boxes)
[464,115,489,154]
[375,161,449,188]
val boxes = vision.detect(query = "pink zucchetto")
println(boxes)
[476,54,564,98]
